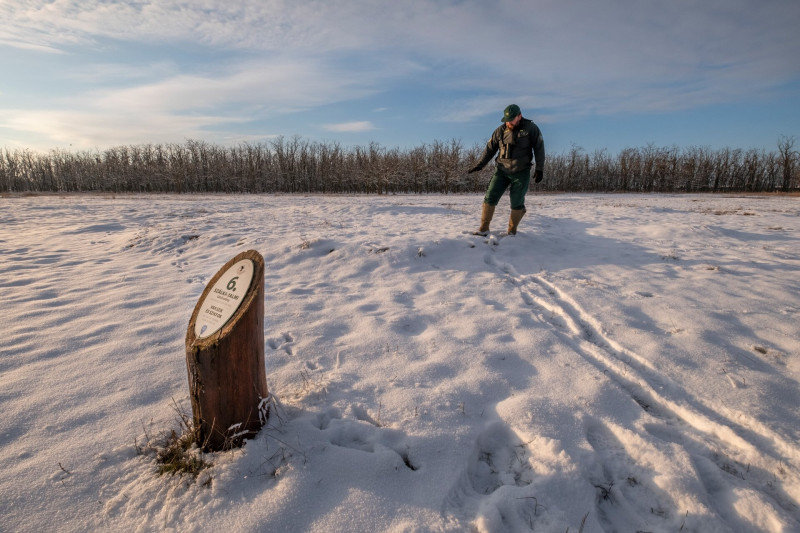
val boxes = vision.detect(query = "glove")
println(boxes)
[533,169,543,183]
[467,165,482,174]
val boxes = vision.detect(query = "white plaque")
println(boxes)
[194,259,255,339]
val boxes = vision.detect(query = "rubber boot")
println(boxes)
[473,203,495,236]
[507,208,526,235]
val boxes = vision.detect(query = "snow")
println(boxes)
[1,192,799,532]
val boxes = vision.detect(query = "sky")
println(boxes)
[1,0,799,156]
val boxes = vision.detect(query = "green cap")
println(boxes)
[501,104,521,123]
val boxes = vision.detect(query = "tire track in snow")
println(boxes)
[483,250,800,520]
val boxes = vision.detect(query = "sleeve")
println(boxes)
[474,127,503,170]
[531,124,545,170]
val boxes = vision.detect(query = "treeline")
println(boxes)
[1,136,797,194]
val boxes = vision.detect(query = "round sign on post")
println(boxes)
[186,250,268,451]
[194,258,255,339]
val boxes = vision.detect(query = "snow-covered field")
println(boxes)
[1,193,799,532]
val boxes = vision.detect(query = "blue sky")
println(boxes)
[1,0,799,155]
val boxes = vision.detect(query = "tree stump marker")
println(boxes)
[185,249,268,451]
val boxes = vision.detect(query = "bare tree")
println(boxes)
[778,135,798,192]
[1,138,796,194]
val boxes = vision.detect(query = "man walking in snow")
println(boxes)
[468,104,545,235]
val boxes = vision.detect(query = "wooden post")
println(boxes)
[185,250,268,451]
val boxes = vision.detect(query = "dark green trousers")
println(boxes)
[483,168,531,210]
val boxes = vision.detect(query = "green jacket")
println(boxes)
[474,117,545,175]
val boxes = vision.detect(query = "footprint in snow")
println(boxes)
[267,332,295,355]
[468,422,534,495]
[314,406,418,471]
[583,417,685,531]
[444,422,535,521]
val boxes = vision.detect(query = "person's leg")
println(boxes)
[507,170,531,235]
[474,170,510,235]
[484,169,511,206]
[474,203,495,235]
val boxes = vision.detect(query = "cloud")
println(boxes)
[1,0,400,52]
[0,51,409,148]
[94,58,378,113]
[322,121,376,133]
[5,1,799,80]
[1,0,798,149]
[64,61,180,84]
[0,107,244,149]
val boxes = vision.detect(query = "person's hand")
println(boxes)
[467,165,482,174]
[533,169,543,183]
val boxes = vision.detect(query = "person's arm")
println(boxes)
[531,124,545,182]
[468,127,503,173]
